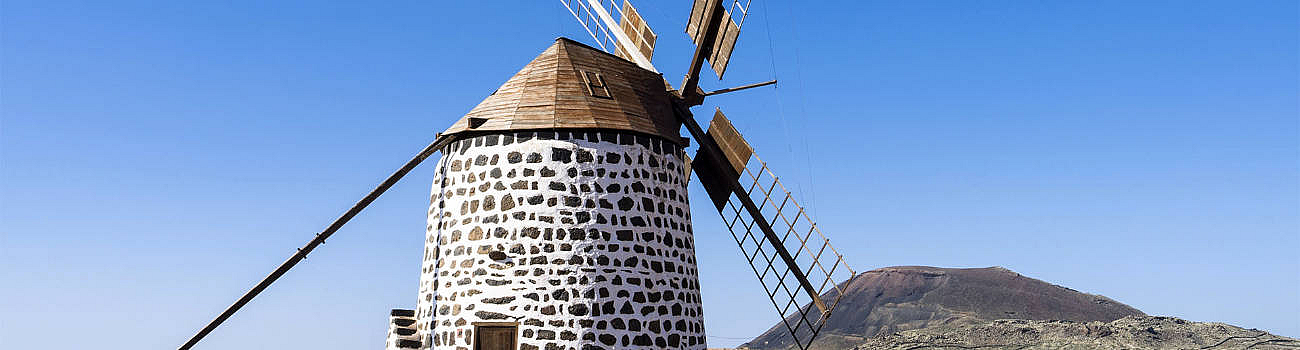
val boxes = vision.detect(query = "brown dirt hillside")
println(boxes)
[740,266,1143,350]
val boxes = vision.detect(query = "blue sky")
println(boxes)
[1,1,1296,348]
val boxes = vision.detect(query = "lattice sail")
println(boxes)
[685,0,752,79]
[561,0,618,52]
[613,1,657,64]
[691,109,855,350]
[559,0,657,72]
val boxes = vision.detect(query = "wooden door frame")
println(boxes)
[472,322,520,350]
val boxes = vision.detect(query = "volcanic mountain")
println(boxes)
[740,266,1144,350]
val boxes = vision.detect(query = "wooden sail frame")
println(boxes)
[686,108,855,350]
[721,156,855,350]
[559,0,658,72]
[686,0,751,79]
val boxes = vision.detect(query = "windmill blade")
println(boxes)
[613,1,658,65]
[685,0,751,80]
[559,0,658,72]
[682,108,856,350]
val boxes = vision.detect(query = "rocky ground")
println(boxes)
[850,315,1299,350]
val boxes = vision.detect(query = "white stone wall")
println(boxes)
[416,130,705,350]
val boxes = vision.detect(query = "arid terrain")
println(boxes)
[736,266,1296,350]
[853,315,1299,349]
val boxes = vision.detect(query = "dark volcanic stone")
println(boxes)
[569,303,588,316]
[552,148,572,163]
[474,311,509,320]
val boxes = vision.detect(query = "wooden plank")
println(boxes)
[441,38,683,143]
[707,109,753,175]
[685,0,711,43]
[474,325,516,350]
[709,12,740,79]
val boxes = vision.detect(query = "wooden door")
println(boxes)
[474,325,516,350]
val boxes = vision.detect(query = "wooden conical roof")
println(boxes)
[442,38,682,143]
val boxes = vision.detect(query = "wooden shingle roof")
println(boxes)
[441,38,683,143]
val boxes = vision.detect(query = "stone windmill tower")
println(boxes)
[178,2,855,350]
[405,38,704,349]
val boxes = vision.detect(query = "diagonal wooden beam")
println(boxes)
[670,100,829,313]
[177,135,453,350]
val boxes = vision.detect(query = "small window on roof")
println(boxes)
[468,117,488,129]
[580,70,612,99]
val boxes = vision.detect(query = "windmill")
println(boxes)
[177,1,855,350]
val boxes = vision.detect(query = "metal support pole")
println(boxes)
[177,136,449,350]
[704,79,777,96]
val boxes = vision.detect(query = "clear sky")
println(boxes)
[2,1,1296,349]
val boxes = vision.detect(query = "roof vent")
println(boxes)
[468,117,489,129]
[580,70,612,99]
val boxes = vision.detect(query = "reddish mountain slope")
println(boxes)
[740,266,1143,350]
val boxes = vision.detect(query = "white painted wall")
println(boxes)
[416,131,706,350]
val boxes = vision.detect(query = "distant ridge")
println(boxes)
[740,266,1143,350]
